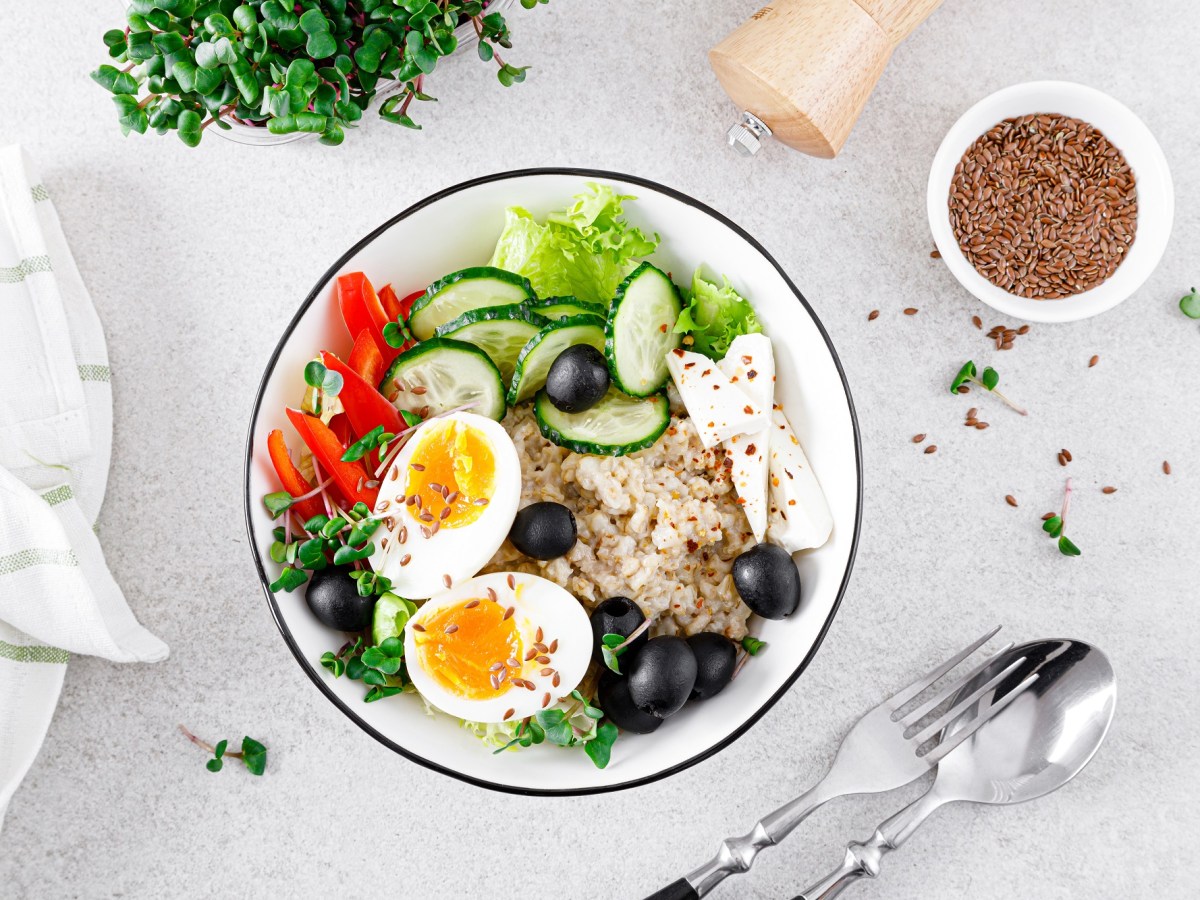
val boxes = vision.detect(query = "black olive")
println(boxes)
[589,596,647,666]
[545,344,610,413]
[508,501,577,560]
[305,565,374,632]
[626,636,697,719]
[732,543,802,619]
[598,670,662,734]
[687,632,738,701]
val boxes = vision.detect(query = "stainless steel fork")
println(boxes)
[645,626,1036,899]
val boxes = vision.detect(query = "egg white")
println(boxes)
[404,572,593,723]
[368,412,521,598]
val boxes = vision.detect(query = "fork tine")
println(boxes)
[899,642,1015,726]
[887,625,1002,710]
[922,672,1039,764]
[908,656,1027,743]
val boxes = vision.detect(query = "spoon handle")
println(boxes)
[793,790,943,900]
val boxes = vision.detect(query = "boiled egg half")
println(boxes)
[404,572,592,723]
[369,412,521,598]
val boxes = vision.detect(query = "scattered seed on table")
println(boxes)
[1089,355,1100,368]
[868,309,880,321]
[904,307,919,316]
[967,407,978,419]
[975,422,989,430]
[1041,511,1057,521]
[1163,460,1172,475]
[1005,495,1018,507]
[1062,448,1073,462]
[912,433,926,443]
[1057,452,1067,467]
[1102,486,1117,494]
[924,445,938,454]
[972,315,983,330]
[931,249,942,259]
[957,385,970,394]
[1017,325,1031,335]
[965,418,978,427]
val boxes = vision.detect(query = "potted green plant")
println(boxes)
[93,0,546,147]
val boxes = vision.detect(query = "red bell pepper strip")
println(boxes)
[378,284,404,322]
[321,351,405,439]
[337,273,395,361]
[348,328,385,388]
[330,414,353,446]
[285,408,379,508]
[266,429,325,522]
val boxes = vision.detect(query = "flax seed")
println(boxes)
[975,422,989,429]
[912,434,926,443]
[1102,486,1117,494]
[540,667,554,676]
[503,606,514,621]
[503,708,515,721]
[1089,355,1099,367]
[868,309,880,321]
[552,672,561,687]
[1062,448,1073,462]
[1163,460,1172,475]
[1041,511,1056,520]
[1005,494,1018,507]
[400,554,412,566]
[411,623,425,632]
[487,587,499,603]
[924,445,937,454]
[442,574,452,588]
[535,626,543,643]
[548,639,558,653]
[904,307,919,315]
[542,693,551,708]
[972,315,983,330]
[444,623,458,634]
[507,574,516,590]
[465,599,480,609]
[410,385,427,395]
[410,463,425,472]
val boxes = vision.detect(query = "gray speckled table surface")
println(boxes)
[2,1,1197,897]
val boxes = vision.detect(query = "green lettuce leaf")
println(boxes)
[488,183,657,305]
[673,271,762,359]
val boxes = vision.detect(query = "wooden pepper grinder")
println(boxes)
[710,0,945,157]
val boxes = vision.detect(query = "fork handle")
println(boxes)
[644,783,834,898]
[794,789,944,899]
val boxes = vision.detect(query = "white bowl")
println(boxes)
[927,81,1173,323]
[244,169,862,795]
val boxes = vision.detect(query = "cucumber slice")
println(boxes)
[434,305,548,384]
[380,337,507,422]
[605,262,683,397]
[408,267,534,341]
[524,296,606,321]
[508,314,607,405]
[534,386,670,456]
[372,592,419,647]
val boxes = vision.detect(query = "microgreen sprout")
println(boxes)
[180,726,267,776]
[1042,477,1082,557]
[600,619,652,674]
[304,360,343,396]
[492,689,617,768]
[382,320,415,348]
[342,425,396,462]
[950,361,1028,415]
[741,636,768,656]
[324,636,406,702]
[263,490,294,519]
[1180,287,1200,319]
[400,410,424,428]
[93,1,549,146]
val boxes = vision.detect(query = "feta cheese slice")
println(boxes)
[666,347,768,449]
[716,334,775,541]
[766,407,833,552]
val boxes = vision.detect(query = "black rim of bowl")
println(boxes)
[244,167,864,797]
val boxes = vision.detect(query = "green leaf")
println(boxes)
[584,722,618,769]
[176,109,203,147]
[240,736,267,775]
[194,42,220,70]
[1042,515,1063,537]
[112,95,149,136]
[319,651,345,678]
[600,645,620,674]
[307,31,338,58]
[361,646,403,675]
[1058,535,1081,557]
[269,566,308,593]
[981,367,1000,391]
[536,708,573,746]
[320,517,347,539]
[950,361,977,394]
[361,667,388,686]
[345,655,368,681]
[601,633,625,649]
[382,322,407,348]
[400,410,423,428]
[297,538,326,568]
[304,514,330,533]
[206,757,224,772]
[333,542,373,565]
[742,636,768,656]
[379,636,404,658]
[364,685,403,702]
[303,360,327,389]
[269,541,287,564]
[213,36,238,66]
[1180,287,1200,319]
[91,65,139,95]
[342,425,384,462]
[263,491,293,519]
[477,40,494,61]
[213,739,228,759]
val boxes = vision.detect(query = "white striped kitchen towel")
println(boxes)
[0,146,168,832]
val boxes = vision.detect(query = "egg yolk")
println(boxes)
[414,599,522,699]
[404,419,495,529]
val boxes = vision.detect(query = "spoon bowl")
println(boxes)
[934,639,1116,806]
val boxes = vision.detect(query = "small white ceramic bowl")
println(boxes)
[927,81,1173,323]
[244,169,863,795]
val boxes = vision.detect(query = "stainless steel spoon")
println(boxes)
[795,638,1117,899]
